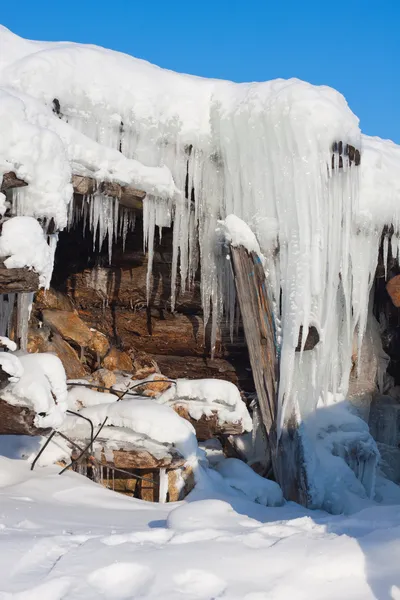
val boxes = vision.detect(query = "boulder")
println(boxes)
[102,347,133,372]
[88,330,110,358]
[28,326,88,379]
[90,368,117,390]
[132,374,172,397]
[42,309,93,347]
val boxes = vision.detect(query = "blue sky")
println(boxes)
[2,0,399,142]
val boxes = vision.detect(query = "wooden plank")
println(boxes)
[0,261,39,293]
[1,172,146,212]
[230,245,312,505]
[0,398,51,436]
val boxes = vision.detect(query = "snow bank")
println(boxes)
[215,458,283,507]
[0,216,55,286]
[157,378,252,431]
[304,399,380,514]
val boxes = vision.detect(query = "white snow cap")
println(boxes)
[0,216,55,287]
[157,379,252,432]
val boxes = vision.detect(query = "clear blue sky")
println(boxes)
[2,0,399,142]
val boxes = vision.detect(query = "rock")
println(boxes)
[90,368,117,390]
[28,325,88,379]
[102,347,133,372]
[50,334,89,379]
[42,309,93,347]
[168,465,195,502]
[387,275,400,307]
[132,374,172,397]
[35,288,74,312]
[173,405,245,440]
[88,330,110,359]
[27,327,52,354]
[131,351,159,380]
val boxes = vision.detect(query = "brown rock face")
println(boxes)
[50,334,89,379]
[42,310,93,347]
[35,288,74,312]
[88,330,110,358]
[132,374,172,397]
[131,352,159,380]
[90,368,117,390]
[103,347,133,372]
[27,327,88,379]
[387,275,400,307]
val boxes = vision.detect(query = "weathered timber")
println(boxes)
[174,404,245,440]
[1,172,146,211]
[0,398,51,436]
[72,175,145,209]
[98,447,185,470]
[230,245,312,506]
[331,142,361,170]
[154,355,240,384]
[0,261,39,293]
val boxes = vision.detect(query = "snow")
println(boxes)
[0,456,399,599]
[1,352,68,428]
[1,27,400,513]
[0,336,17,352]
[0,352,23,381]
[219,214,261,255]
[61,399,199,463]
[157,378,252,431]
[215,458,284,507]
[0,217,55,287]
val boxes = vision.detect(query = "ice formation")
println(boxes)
[2,26,400,504]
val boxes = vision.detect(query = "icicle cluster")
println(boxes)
[67,194,136,260]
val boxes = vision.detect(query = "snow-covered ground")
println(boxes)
[0,457,399,600]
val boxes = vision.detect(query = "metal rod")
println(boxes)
[30,430,56,471]
[59,416,108,475]
[66,409,95,454]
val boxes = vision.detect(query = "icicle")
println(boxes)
[383,235,389,281]
[158,468,168,503]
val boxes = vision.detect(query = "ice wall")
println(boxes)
[1,26,399,437]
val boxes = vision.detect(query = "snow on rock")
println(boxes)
[0,216,55,286]
[157,378,252,431]
[1,352,68,428]
[215,458,284,507]
[62,399,199,463]
[0,351,23,381]
[67,386,119,411]
[0,336,17,352]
